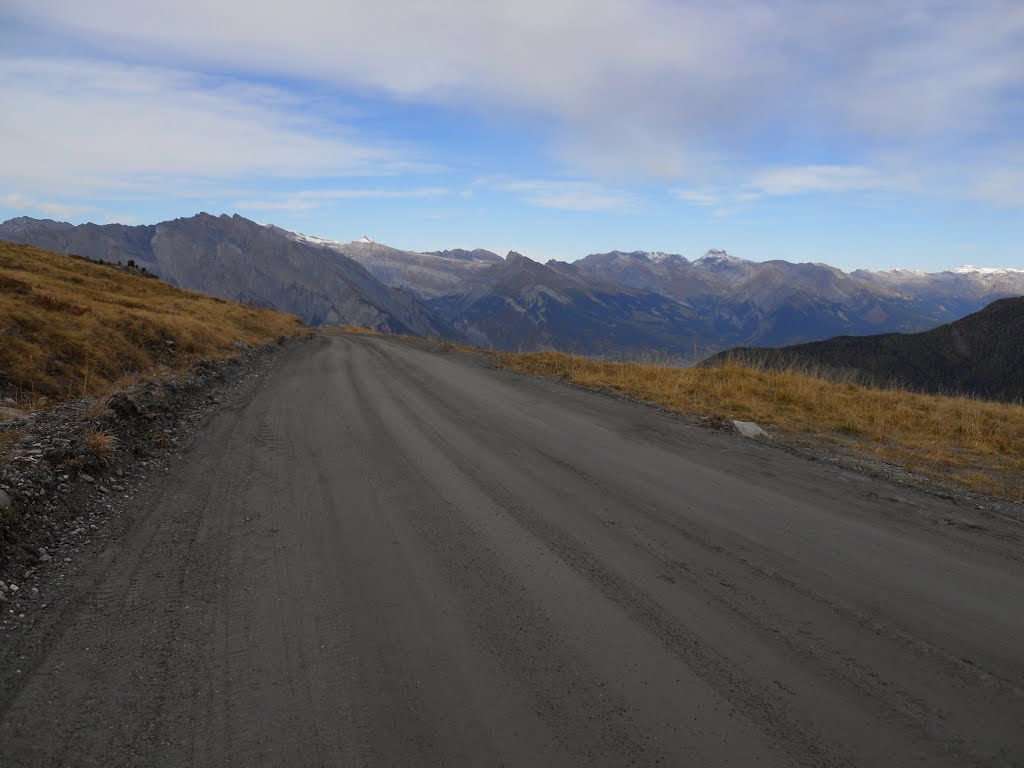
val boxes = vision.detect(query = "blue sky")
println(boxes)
[1,0,1021,271]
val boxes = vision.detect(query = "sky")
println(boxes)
[1,0,1022,272]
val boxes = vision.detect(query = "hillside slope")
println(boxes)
[706,297,1024,402]
[0,214,454,337]
[0,242,303,402]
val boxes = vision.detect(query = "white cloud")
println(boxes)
[748,165,886,196]
[296,188,449,201]
[0,192,98,219]
[671,190,723,207]
[0,57,427,197]
[234,187,449,211]
[3,0,1022,216]
[671,165,904,213]
[6,0,1022,181]
[493,180,640,212]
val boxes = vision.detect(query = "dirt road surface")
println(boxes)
[2,334,1023,766]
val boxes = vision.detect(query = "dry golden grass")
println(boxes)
[0,242,305,402]
[82,427,118,466]
[322,325,380,335]
[438,339,486,354]
[150,431,176,449]
[331,326,473,351]
[493,350,1024,501]
[79,398,111,422]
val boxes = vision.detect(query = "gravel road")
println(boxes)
[2,333,1023,767]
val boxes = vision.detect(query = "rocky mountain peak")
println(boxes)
[646,251,687,264]
[695,249,742,266]
[0,216,73,234]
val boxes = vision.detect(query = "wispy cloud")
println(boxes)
[0,193,98,219]
[671,188,762,207]
[747,165,887,196]
[492,179,640,212]
[0,57,430,197]
[672,164,902,212]
[10,0,1018,184]
[671,190,724,207]
[235,187,449,211]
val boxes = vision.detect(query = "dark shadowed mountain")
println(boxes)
[705,297,1024,402]
[326,239,1024,355]
[0,214,454,336]
[424,251,717,357]
[569,250,1022,346]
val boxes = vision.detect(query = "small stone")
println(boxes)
[0,489,11,510]
[30,587,38,596]
[39,553,51,562]
[81,473,95,483]
[8,583,18,593]
[732,420,770,439]
[63,558,71,563]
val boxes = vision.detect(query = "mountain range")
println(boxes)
[0,214,451,337]
[705,297,1024,402]
[2,213,1022,358]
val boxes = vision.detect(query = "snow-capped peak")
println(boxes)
[358,235,375,244]
[695,249,743,266]
[266,224,347,250]
[300,232,346,248]
[951,264,1024,275]
[646,251,686,264]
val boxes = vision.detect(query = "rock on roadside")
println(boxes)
[732,420,770,439]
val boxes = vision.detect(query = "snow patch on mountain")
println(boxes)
[951,265,1024,275]
[695,249,745,266]
[646,251,687,264]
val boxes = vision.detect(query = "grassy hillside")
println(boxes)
[706,297,1024,403]
[1,242,304,403]
[492,350,1024,502]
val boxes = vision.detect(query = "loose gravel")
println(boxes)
[0,335,311,633]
